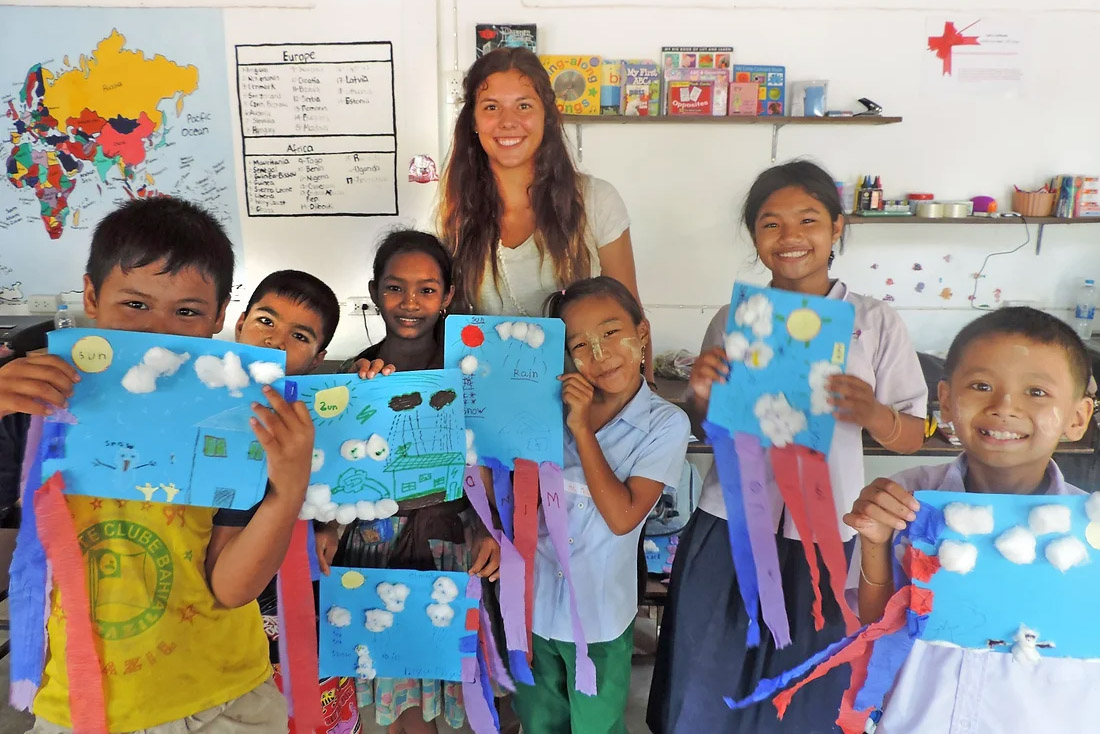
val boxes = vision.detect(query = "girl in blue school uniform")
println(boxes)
[648,160,929,734]
[510,276,690,734]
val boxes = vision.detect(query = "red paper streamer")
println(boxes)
[278,521,323,733]
[512,459,540,660]
[773,586,911,732]
[903,546,941,583]
[35,472,108,734]
[769,445,826,630]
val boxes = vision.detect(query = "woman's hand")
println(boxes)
[354,358,396,379]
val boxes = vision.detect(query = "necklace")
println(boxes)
[495,241,530,317]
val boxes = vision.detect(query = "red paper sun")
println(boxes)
[460,324,485,347]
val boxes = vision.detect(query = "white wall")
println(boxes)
[443,1,1100,357]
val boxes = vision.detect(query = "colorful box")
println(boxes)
[601,59,624,115]
[622,59,661,116]
[540,55,602,116]
[475,24,537,57]
[661,46,733,70]
[664,68,729,116]
[668,80,714,115]
[734,64,786,116]
[729,82,759,115]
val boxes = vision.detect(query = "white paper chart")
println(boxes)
[235,42,397,217]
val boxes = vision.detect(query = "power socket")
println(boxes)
[346,296,379,316]
[27,294,60,313]
[444,70,464,105]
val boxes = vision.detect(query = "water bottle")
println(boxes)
[53,303,75,330]
[1074,279,1096,340]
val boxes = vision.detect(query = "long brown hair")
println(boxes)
[439,48,589,312]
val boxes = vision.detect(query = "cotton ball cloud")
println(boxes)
[327,606,351,628]
[995,526,1037,564]
[494,321,513,341]
[121,347,191,394]
[355,644,377,680]
[1046,535,1089,572]
[466,429,475,450]
[426,602,456,628]
[745,342,773,370]
[356,501,377,521]
[466,450,478,467]
[510,321,529,342]
[724,332,749,362]
[944,502,995,537]
[340,439,367,461]
[460,355,479,375]
[808,361,843,416]
[247,360,284,385]
[298,503,317,521]
[1029,505,1072,536]
[431,577,460,604]
[754,393,807,448]
[938,539,978,574]
[317,501,338,523]
[364,609,394,633]
[1087,493,1100,523]
[365,434,390,461]
[306,484,332,506]
[375,498,399,519]
[734,293,774,339]
[336,504,358,526]
[377,582,410,613]
[525,324,546,349]
[195,352,251,397]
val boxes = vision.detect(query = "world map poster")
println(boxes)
[0,7,243,303]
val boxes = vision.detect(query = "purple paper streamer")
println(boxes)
[487,459,515,540]
[463,469,531,666]
[734,432,791,648]
[704,422,760,647]
[480,605,515,692]
[10,416,48,710]
[537,462,597,696]
[462,575,500,734]
[724,624,867,710]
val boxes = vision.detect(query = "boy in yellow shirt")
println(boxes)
[0,197,313,733]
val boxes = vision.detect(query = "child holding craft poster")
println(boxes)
[843,307,1098,733]
[509,276,690,733]
[339,229,502,734]
[648,161,929,734]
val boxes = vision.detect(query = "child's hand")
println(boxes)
[469,534,501,582]
[354,358,396,379]
[560,373,595,433]
[0,354,80,418]
[314,521,339,576]
[827,374,879,427]
[250,385,315,506]
[689,346,729,404]
[843,478,921,546]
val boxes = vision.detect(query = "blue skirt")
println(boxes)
[647,510,854,734]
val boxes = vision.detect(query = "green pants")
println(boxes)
[511,623,633,734]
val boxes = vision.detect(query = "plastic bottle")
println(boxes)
[1074,279,1096,340]
[53,303,75,330]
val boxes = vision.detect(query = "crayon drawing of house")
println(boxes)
[384,445,465,502]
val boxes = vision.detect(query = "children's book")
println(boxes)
[661,46,733,70]
[728,81,759,116]
[664,68,729,116]
[601,59,624,115]
[540,55,601,116]
[475,24,536,58]
[622,59,661,116]
[734,64,786,116]
[667,80,714,116]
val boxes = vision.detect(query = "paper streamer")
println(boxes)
[276,521,323,733]
[462,468,533,685]
[537,462,597,696]
[488,460,515,540]
[461,576,499,734]
[734,431,791,648]
[705,423,760,647]
[793,446,860,634]
[9,414,47,710]
[513,459,540,660]
[306,521,321,582]
[35,472,108,733]
[769,445,826,630]
[480,604,515,692]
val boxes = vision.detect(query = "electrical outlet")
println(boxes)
[346,296,379,316]
[444,70,464,105]
[28,294,60,313]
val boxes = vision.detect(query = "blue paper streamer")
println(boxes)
[906,611,928,638]
[705,421,761,647]
[460,633,479,654]
[9,416,50,708]
[509,649,535,687]
[724,624,867,709]
[306,522,320,582]
[476,644,500,731]
[853,626,917,712]
[908,503,946,546]
[486,458,515,541]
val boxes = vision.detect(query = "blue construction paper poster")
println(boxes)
[706,283,854,452]
[443,315,565,468]
[913,490,1100,658]
[293,370,466,509]
[319,567,478,681]
[44,328,285,510]
[644,535,678,575]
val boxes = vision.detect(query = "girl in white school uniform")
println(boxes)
[510,277,690,734]
[648,160,929,734]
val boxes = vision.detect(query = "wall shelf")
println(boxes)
[846,214,1100,254]
[563,115,903,162]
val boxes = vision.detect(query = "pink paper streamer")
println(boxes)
[463,468,529,655]
[537,462,597,696]
[734,432,791,648]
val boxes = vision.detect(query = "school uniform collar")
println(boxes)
[945,455,1070,495]
[765,279,848,301]
[598,379,654,435]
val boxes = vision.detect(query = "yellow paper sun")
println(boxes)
[786,308,822,343]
